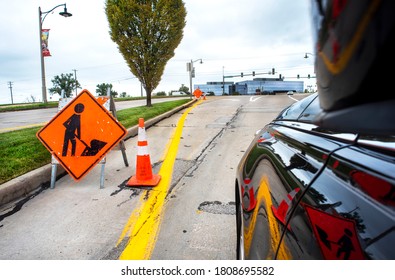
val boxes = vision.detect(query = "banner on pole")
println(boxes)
[41,29,51,57]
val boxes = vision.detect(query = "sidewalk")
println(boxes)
[0,99,196,208]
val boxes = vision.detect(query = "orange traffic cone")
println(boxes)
[127,118,161,187]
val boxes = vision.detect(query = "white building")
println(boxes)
[196,78,304,95]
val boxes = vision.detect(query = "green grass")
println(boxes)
[0,99,191,185]
[116,99,188,127]
[0,95,180,112]
[0,102,59,112]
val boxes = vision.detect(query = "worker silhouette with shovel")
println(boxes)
[62,103,107,157]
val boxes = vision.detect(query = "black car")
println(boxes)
[235,92,395,260]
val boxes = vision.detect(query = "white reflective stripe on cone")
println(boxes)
[138,128,146,141]
[137,146,149,156]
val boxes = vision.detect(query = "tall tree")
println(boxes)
[105,0,186,106]
[49,73,80,98]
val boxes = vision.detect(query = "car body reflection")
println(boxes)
[235,93,395,260]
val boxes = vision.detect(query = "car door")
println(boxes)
[237,94,356,259]
[284,137,395,259]
[262,122,358,259]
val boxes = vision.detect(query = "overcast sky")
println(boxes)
[0,0,315,104]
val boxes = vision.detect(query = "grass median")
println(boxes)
[0,99,191,185]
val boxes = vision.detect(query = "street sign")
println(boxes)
[36,89,127,181]
[193,88,203,98]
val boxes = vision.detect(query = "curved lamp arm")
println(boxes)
[41,3,72,24]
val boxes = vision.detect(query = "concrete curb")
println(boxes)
[0,99,197,207]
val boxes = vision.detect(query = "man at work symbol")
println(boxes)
[62,103,84,156]
[61,103,107,157]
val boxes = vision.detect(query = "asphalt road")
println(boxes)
[0,94,299,260]
[0,97,190,133]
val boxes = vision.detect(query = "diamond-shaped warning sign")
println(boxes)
[304,204,364,259]
[36,89,127,181]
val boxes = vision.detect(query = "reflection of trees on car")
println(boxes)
[285,151,318,173]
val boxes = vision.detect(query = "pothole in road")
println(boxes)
[198,201,235,215]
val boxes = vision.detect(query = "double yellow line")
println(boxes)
[117,100,202,260]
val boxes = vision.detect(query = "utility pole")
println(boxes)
[8,81,14,104]
[73,69,78,96]
[222,66,225,95]
[187,59,203,98]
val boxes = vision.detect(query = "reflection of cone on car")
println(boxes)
[127,118,161,187]
[271,188,300,230]
[241,178,257,212]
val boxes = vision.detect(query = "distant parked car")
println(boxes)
[235,92,395,260]
[287,91,294,95]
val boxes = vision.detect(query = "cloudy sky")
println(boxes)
[0,0,315,104]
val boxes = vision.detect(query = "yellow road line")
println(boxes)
[118,100,202,260]
[259,176,291,260]
[243,175,291,259]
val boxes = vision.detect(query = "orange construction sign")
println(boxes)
[193,88,203,99]
[36,89,127,181]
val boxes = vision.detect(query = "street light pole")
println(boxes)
[304,52,314,59]
[222,66,225,95]
[187,59,203,98]
[38,7,46,103]
[39,4,72,103]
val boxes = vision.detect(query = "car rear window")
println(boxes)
[276,93,318,121]
[298,94,321,122]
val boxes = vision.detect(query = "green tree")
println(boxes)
[179,84,189,93]
[105,0,186,107]
[96,83,118,97]
[49,73,80,97]
[156,91,166,96]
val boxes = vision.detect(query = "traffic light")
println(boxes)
[297,74,300,79]
[241,72,243,77]
[252,71,255,76]
[272,68,275,75]
[308,74,311,79]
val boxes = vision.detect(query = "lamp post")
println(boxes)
[222,66,225,95]
[304,52,314,59]
[39,3,72,103]
[187,59,203,97]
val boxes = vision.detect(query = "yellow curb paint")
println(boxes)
[118,100,202,260]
